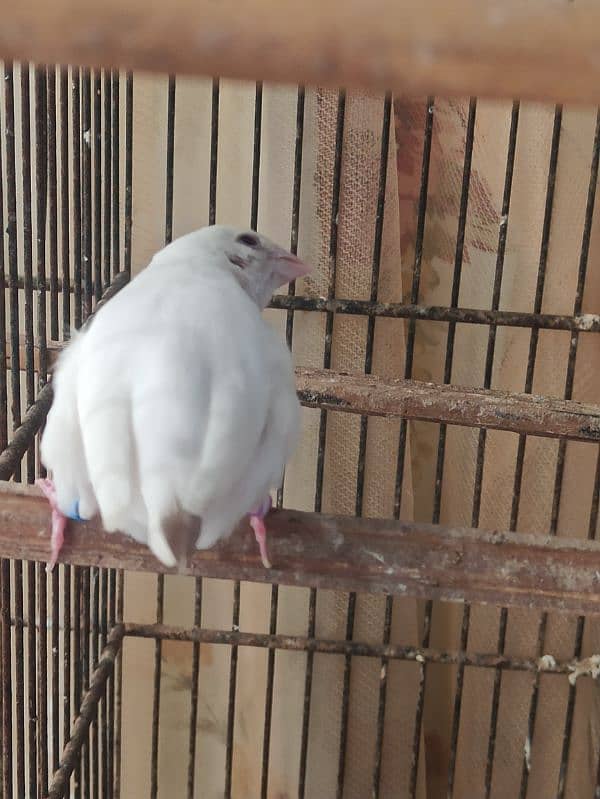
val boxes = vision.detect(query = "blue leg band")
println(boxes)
[65,499,84,522]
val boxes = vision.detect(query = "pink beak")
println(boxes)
[272,249,311,285]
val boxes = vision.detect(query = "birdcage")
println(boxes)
[1,2,600,798]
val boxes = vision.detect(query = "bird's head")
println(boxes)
[190,225,312,308]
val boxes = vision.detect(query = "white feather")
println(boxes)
[41,331,98,520]
[39,225,308,567]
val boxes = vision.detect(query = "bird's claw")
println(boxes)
[249,497,272,569]
[36,478,67,572]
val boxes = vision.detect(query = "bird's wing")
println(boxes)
[40,331,98,519]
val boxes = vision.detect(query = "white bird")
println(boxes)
[37,225,310,571]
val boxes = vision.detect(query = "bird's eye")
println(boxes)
[236,232,260,248]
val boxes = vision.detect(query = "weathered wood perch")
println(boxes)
[296,368,600,443]
[2,359,598,484]
[0,363,598,480]
[1,482,600,616]
[1,0,600,105]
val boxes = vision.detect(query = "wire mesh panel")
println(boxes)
[0,63,599,799]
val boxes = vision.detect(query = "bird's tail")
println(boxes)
[146,510,178,568]
[81,397,181,568]
[131,394,198,569]
[79,398,135,537]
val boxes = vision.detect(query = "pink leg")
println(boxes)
[248,496,272,569]
[36,478,67,572]
[249,514,272,569]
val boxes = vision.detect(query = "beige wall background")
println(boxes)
[395,96,600,798]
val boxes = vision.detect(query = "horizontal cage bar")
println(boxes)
[122,622,600,680]
[269,294,600,332]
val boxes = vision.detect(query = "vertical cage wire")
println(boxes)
[112,71,133,799]
[367,92,393,799]
[335,92,393,799]
[478,98,520,799]
[148,72,176,799]
[0,69,7,457]
[223,79,264,799]
[6,64,22,484]
[454,96,518,798]
[185,75,219,799]
[515,105,563,799]
[527,105,600,799]
[400,97,435,799]
[297,89,346,799]
[259,83,307,799]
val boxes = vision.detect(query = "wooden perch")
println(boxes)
[296,368,600,443]
[13,334,600,443]
[2,482,600,615]
[1,0,600,105]
[0,361,598,482]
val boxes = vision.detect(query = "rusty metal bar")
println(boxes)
[1,0,600,105]
[2,483,600,615]
[46,625,124,799]
[0,382,53,480]
[122,621,600,679]
[83,269,130,317]
[269,294,600,332]
[8,277,600,330]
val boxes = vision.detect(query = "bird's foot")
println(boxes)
[36,478,67,573]
[248,496,272,569]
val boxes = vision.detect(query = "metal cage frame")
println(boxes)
[0,44,599,799]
